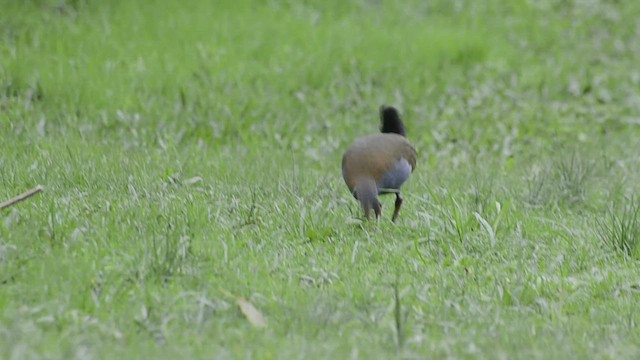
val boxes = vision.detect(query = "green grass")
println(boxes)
[2,0,640,358]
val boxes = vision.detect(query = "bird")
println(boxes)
[342,106,417,222]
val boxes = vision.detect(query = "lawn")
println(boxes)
[2,0,640,358]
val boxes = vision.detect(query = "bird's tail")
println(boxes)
[379,105,407,137]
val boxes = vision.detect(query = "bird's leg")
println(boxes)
[392,193,403,222]
[373,199,382,221]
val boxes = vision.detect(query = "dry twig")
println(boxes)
[0,185,44,210]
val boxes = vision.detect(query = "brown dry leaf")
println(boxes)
[236,297,267,328]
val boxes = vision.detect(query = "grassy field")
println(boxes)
[2,0,640,358]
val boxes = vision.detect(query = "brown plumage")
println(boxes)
[342,106,417,222]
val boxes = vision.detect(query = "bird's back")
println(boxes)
[342,133,417,194]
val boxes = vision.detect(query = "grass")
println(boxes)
[597,197,640,258]
[2,0,640,358]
